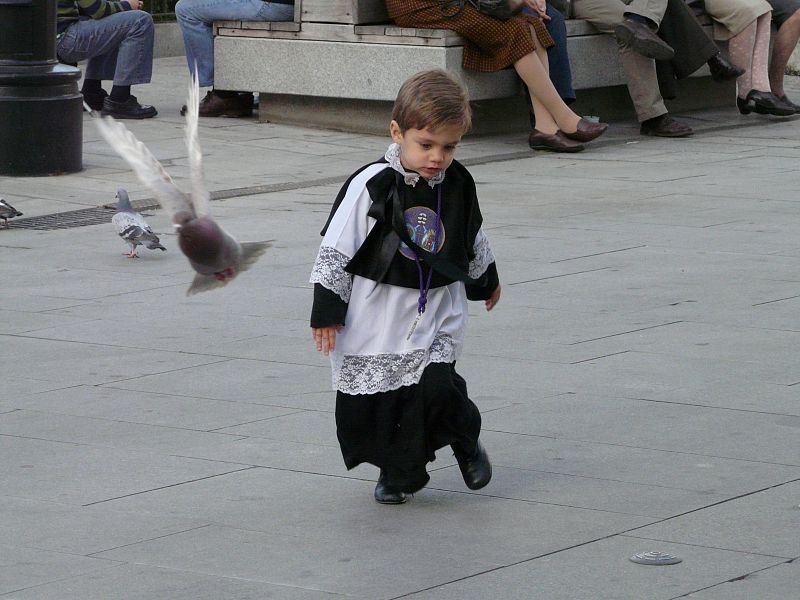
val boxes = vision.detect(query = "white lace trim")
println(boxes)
[333,334,459,394]
[385,143,445,188]
[309,246,352,302]
[468,228,495,279]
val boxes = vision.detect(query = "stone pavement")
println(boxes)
[1,58,799,599]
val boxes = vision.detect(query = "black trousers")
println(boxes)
[336,362,481,494]
[656,0,720,99]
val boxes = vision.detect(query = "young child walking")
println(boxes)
[310,69,501,504]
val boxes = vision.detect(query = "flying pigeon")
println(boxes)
[112,188,166,258]
[0,198,23,228]
[92,74,270,295]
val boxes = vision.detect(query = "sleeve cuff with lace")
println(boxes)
[468,228,495,279]
[309,245,353,302]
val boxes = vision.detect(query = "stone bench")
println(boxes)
[213,0,724,134]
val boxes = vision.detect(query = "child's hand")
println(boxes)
[312,325,343,355]
[485,285,501,311]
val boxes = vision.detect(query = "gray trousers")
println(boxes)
[57,12,155,86]
[573,0,669,121]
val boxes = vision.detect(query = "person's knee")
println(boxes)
[175,0,189,21]
[132,10,155,32]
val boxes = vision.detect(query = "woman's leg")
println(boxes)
[750,12,773,92]
[514,34,580,134]
[728,20,757,96]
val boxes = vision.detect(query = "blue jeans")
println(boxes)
[523,5,576,103]
[57,12,154,86]
[176,0,295,87]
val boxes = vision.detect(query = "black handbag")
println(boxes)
[441,0,524,21]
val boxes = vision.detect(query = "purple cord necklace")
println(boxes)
[406,183,443,341]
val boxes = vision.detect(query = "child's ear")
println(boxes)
[389,120,404,144]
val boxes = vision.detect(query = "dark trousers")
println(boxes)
[656,0,719,99]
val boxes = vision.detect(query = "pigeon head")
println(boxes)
[178,216,224,263]
[115,188,134,212]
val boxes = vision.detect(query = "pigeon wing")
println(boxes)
[94,115,194,222]
[185,71,211,218]
[112,211,147,240]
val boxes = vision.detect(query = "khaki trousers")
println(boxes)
[572,0,669,121]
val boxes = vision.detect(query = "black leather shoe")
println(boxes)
[707,53,744,81]
[374,470,406,504]
[737,90,795,116]
[561,118,609,143]
[640,114,693,137]
[528,129,585,152]
[775,94,800,113]
[82,89,108,111]
[101,95,157,119]
[453,441,492,490]
[614,18,674,61]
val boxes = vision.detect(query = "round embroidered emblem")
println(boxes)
[399,206,445,260]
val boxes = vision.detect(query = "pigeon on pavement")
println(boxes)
[112,188,166,258]
[93,73,270,295]
[0,198,23,228]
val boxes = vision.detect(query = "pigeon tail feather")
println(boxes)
[186,272,227,296]
[238,241,272,273]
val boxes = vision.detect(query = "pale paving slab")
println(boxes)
[0,496,207,556]
[401,536,785,600]
[0,543,120,596]
[628,480,800,557]
[94,469,652,598]
[478,393,800,466]
[10,385,301,431]
[0,563,354,600]
[682,561,799,600]
[428,429,800,518]
[0,435,245,505]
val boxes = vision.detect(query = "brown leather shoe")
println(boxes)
[528,129,585,152]
[181,90,254,117]
[640,114,693,137]
[562,118,608,143]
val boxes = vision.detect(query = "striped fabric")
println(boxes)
[57,0,131,31]
[385,0,554,72]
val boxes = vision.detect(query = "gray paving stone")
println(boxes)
[0,544,119,596]
[401,536,785,600]
[0,435,242,505]
[682,561,799,600]
[629,480,800,557]
[0,564,354,600]
[0,496,206,556]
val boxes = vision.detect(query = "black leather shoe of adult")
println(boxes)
[374,471,406,504]
[707,53,744,81]
[614,18,675,61]
[561,118,609,143]
[101,96,157,119]
[528,129,585,152]
[82,89,108,111]
[738,90,796,116]
[640,114,693,137]
[454,441,492,490]
[776,94,800,113]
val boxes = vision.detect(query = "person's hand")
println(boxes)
[485,285,501,311]
[312,325,343,355]
[127,0,144,10]
[523,0,549,20]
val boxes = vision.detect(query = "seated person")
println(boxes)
[656,0,745,100]
[572,0,690,136]
[56,0,157,119]
[765,0,800,111]
[704,0,795,115]
[386,0,608,153]
[175,0,295,117]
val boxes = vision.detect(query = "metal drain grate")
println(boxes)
[5,206,116,231]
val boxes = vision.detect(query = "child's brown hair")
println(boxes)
[392,69,472,134]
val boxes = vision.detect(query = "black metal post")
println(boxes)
[0,0,83,176]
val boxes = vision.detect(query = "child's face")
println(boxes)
[390,121,463,179]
